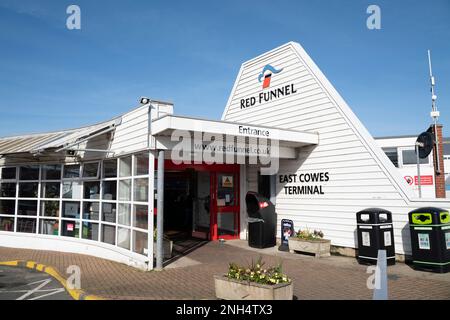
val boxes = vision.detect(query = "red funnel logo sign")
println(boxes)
[258,64,283,89]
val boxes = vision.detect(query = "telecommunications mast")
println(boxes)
[428,49,440,173]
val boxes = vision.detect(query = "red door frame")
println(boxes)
[210,171,240,240]
[157,160,240,240]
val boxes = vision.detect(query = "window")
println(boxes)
[42,182,60,198]
[82,222,98,240]
[62,220,79,238]
[42,165,61,180]
[83,202,99,220]
[84,181,100,199]
[118,179,131,201]
[117,227,130,250]
[19,182,38,198]
[62,201,80,219]
[39,219,59,235]
[0,200,15,215]
[402,149,429,165]
[1,167,16,180]
[133,231,147,255]
[133,205,148,229]
[382,147,399,167]
[118,203,131,226]
[1,183,16,197]
[119,156,132,177]
[63,164,80,178]
[40,201,59,217]
[0,217,14,231]
[83,163,99,178]
[17,200,37,216]
[103,159,117,178]
[17,218,36,233]
[101,224,115,245]
[62,181,82,199]
[134,178,148,202]
[134,153,149,176]
[19,166,39,180]
[102,203,116,223]
[102,181,117,200]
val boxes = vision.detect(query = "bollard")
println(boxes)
[373,250,388,300]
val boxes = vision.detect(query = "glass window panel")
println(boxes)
[62,220,80,238]
[40,201,59,217]
[0,200,15,215]
[84,181,100,199]
[101,224,116,245]
[1,167,16,180]
[118,179,131,201]
[0,217,14,231]
[133,231,148,255]
[134,178,148,202]
[17,218,36,233]
[134,153,149,176]
[82,222,98,241]
[1,183,16,197]
[42,165,61,180]
[133,205,148,229]
[102,203,116,223]
[39,219,59,235]
[62,201,80,219]
[19,182,38,198]
[102,181,117,200]
[119,156,132,177]
[103,159,117,178]
[19,166,39,180]
[118,203,131,226]
[62,181,82,199]
[217,174,235,206]
[402,150,429,165]
[18,200,37,216]
[42,182,60,198]
[63,164,80,178]
[83,163,99,178]
[117,227,131,250]
[83,202,99,220]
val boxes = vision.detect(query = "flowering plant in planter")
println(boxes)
[296,228,324,241]
[290,227,330,258]
[225,257,290,285]
[215,257,293,300]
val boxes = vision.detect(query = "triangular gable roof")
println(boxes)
[222,41,416,201]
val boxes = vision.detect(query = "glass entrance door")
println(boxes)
[211,172,239,240]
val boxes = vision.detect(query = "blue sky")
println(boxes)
[0,0,449,137]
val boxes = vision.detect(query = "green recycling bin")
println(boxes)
[408,207,450,273]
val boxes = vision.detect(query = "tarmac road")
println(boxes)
[0,266,72,300]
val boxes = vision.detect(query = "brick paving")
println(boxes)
[0,241,449,300]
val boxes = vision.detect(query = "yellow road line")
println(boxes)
[0,260,104,300]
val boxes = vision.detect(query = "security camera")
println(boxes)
[140,97,151,105]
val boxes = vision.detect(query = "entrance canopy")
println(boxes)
[152,115,319,159]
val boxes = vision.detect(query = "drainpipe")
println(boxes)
[156,149,165,270]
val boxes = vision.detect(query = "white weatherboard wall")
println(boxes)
[222,42,450,255]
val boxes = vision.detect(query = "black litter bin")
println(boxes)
[245,192,276,248]
[408,207,450,273]
[356,208,396,265]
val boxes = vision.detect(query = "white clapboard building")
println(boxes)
[0,41,448,270]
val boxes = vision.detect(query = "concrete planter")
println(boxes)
[153,239,173,259]
[289,237,331,258]
[214,275,293,300]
